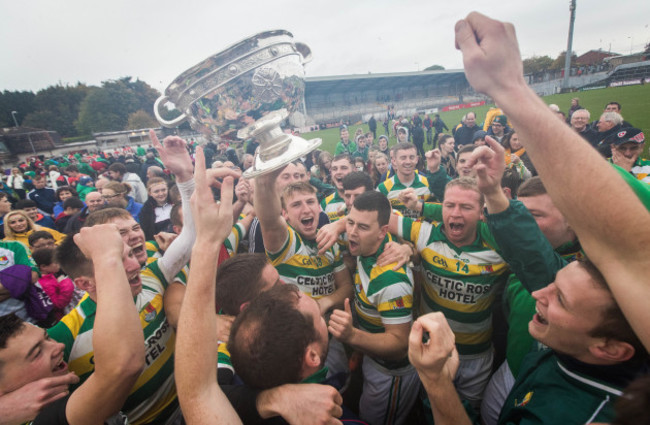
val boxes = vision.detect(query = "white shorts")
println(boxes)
[359,356,420,425]
[454,349,494,409]
[481,360,515,425]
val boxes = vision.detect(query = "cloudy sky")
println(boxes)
[2,0,648,94]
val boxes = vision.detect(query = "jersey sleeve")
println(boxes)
[486,200,566,293]
[8,241,38,274]
[422,202,443,222]
[217,342,234,385]
[223,223,244,257]
[266,226,295,264]
[426,168,452,201]
[145,240,161,258]
[396,215,430,248]
[142,260,171,291]
[376,181,388,196]
[47,310,80,361]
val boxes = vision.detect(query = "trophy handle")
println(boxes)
[295,42,312,65]
[154,95,187,127]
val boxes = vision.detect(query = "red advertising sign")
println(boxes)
[442,101,486,112]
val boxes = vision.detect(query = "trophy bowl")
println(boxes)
[153,30,321,177]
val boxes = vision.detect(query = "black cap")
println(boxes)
[603,127,645,146]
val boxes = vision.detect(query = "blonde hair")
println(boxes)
[4,210,37,239]
[104,181,131,197]
[445,177,485,207]
[280,182,317,210]
[146,177,167,190]
[374,152,389,164]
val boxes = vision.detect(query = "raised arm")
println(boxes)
[456,12,650,349]
[424,148,451,200]
[151,131,240,282]
[175,146,241,425]
[66,225,145,425]
[470,136,565,292]
[253,168,289,254]
[150,131,195,281]
[233,178,254,221]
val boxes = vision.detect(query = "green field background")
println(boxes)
[301,84,650,158]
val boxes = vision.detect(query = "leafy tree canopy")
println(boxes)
[0,90,36,128]
[522,55,554,74]
[23,83,89,137]
[76,77,160,134]
[125,109,158,130]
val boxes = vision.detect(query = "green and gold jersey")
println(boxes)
[320,191,346,223]
[631,157,650,184]
[145,240,162,263]
[377,173,432,219]
[216,342,234,385]
[397,217,509,355]
[354,234,414,370]
[267,226,345,300]
[224,222,245,257]
[48,260,184,425]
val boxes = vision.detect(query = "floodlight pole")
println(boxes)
[11,111,19,127]
[562,0,577,90]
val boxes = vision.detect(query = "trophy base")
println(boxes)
[243,135,321,178]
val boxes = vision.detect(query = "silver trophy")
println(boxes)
[153,30,321,177]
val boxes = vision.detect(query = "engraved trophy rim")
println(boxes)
[164,29,295,103]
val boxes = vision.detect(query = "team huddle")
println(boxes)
[0,11,649,425]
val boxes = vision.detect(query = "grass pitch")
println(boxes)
[301,84,650,158]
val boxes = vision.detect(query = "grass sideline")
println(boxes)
[299,84,650,158]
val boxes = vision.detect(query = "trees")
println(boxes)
[522,56,554,74]
[550,51,577,70]
[1,78,160,137]
[0,91,36,127]
[75,77,160,134]
[125,110,158,130]
[424,65,445,71]
[22,84,89,137]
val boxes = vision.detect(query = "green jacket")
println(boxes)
[334,140,357,155]
[486,200,584,377]
[485,201,635,424]
[498,349,623,424]
[309,176,336,202]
